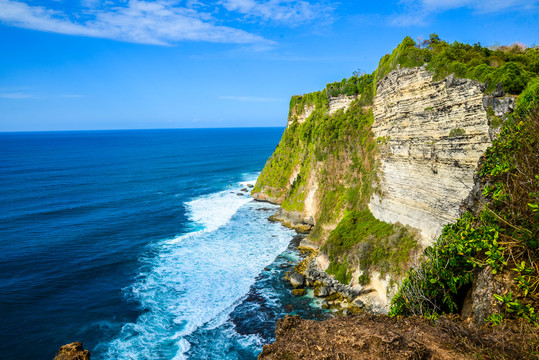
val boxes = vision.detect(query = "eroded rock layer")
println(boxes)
[369,67,493,244]
[328,94,358,115]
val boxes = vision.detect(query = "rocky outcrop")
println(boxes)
[251,190,282,204]
[461,266,513,324]
[328,94,358,115]
[369,67,513,245]
[258,314,539,360]
[54,342,90,360]
[287,104,315,127]
[269,209,313,233]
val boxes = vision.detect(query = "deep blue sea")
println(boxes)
[0,129,327,360]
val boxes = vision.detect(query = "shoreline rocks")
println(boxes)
[54,342,90,360]
[268,209,313,233]
[285,254,371,314]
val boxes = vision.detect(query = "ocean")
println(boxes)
[0,128,327,360]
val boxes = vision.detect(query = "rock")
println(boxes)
[492,82,505,97]
[284,304,294,312]
[321,300,329,309]
[352,297,366,309]
[236,193,244,196]
[316,286,329,297]
[266,209,313,233]
[54,342,90,360]
[492,96,515,117]
[297,238,320,251]
[247,184,254,188]
[290,273,305,288]
[461,266,512,324]
[291,288,307,296]
[241,188,248,192]
[287,103,316,126]
[371,66,496,245]
[328,94,358,115]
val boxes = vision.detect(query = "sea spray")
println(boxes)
[105,181,297,359]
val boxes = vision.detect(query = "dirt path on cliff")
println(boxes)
[259,313,539,360]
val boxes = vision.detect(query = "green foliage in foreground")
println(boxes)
[323,209,419,284]
[390,80,539,324]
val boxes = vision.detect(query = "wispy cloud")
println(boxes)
[218,95,285,102]
[221,0,333,25]
[0,0,271,45]
[0,92,37,99]
[391,0,538,26]
[0,89,86,99]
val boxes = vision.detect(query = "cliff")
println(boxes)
[370,66,501,245]
[252,36,538,322]
[253,65,515,310]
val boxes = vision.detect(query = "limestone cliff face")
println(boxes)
[253,66,515,311]
[370,67,490,244]
[328,94,358,115]
[287,105,315,127]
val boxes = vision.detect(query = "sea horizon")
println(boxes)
[0,126,286,134]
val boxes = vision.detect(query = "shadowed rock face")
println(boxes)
[258,314,539,360]
[54,342,90,360]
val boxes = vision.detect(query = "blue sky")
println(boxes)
[0,0,538,131]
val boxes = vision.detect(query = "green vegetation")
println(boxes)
[325,72,376,105]
[256,36,538,316]
[323,209,419,284]
[288,91,328,118]
[376,36,431,86]
[449,128,466,137]
[358,272,371,286]
[375,34,539,94]
[390,80,539,324]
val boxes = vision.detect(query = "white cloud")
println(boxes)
[392,0,538,26]
[0,0,271,45]
[218,95,284,102]
[221,0,332,24]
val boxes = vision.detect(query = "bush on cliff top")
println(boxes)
[375,34,538,94]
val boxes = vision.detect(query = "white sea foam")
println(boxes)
[184,187,252,232]
[105,180,294,360]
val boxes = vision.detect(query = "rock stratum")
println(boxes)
[370,66,502,245]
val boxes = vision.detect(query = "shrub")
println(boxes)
[449,128,466,137]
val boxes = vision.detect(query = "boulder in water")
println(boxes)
[54,342,90,360]
[290,273,305,288]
